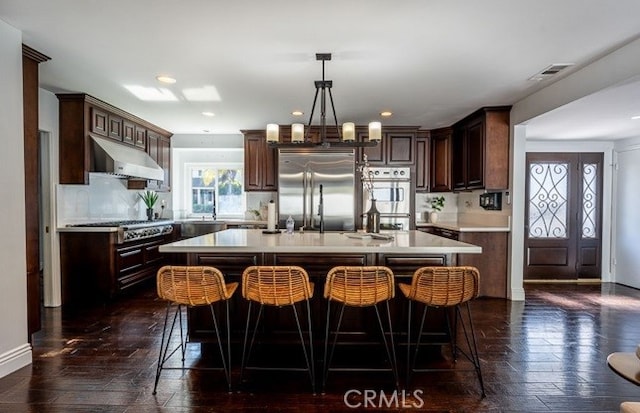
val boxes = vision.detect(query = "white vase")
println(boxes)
[429,211,439,223]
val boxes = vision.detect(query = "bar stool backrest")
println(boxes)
[242,265,313,306]
[156,265,233,306]
[407,266,479,307]
[324,266,395,307]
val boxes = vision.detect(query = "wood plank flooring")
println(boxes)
[1,282,640,412]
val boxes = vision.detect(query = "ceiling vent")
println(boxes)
[528,63,574,81]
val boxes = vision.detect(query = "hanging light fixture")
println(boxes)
[266,53,380,148]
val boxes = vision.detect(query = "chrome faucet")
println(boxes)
[318,184,324,233]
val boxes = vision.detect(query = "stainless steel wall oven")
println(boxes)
[362,167,411,230]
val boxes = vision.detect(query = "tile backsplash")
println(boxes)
[57,174,171,226]
[415,189,511,226]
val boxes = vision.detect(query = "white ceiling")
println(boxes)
[2,0,640,139]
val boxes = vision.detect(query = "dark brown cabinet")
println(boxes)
[415,131,429,192]
[359,127,417,165]
[430,127,453,192]
[419,227,508,298]
[452,106,510,191]
[108,114,123,141]
[60,229,177,307]
[243,131,278,191]
[57,93,172,186]
[146,131,171,191]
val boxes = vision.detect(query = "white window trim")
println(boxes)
[183,162,245,219]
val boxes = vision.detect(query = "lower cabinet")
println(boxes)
[60,231,176,307]
[418,227,508,298]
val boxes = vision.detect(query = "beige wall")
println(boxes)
[0,18,31,378]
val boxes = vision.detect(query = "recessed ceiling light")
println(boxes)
[292,110,304,116]
[380,111,392,117]
[632,115,640,120]
[202,111,215,117]
[156,75,176,84]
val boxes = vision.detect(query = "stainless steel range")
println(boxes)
[68,220,174,244]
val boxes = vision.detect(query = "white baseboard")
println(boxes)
[509,287,526,301]
[0,343,32,379]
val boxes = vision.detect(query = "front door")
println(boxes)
[524,153,603,280]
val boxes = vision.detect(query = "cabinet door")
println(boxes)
[465,117,485,189]
[359,132,385,164]
[244,134,264,191]
[91,107,108,137]
[261,139,278,190]
[430,128,452,192]
[135,125,147,149]
[415,136,429,192]
[452,126,466,190]
[107,115,123,141]
[158,136,171,190]
[386,133,415,164]
[123,120,135,145]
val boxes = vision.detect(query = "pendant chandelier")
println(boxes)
[266,53,380,148]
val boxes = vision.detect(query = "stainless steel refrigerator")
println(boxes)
[278,149,356,231]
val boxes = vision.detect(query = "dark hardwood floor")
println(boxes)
[1,282,639,412]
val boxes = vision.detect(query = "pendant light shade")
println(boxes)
[342,122,355,141]
[266,124,279,143]
[291,123,304,142]
[368,122,382,141]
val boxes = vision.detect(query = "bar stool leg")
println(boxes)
[373,301,399,388]
[322,302,345,391]
[153,302,182,395]
[209,302,231,392]
[407,304,429,388]
[240,301,264,385]
[459,302,485,398]
[292,301,315,394]
[405,299,413,388]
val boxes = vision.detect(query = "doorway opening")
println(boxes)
[524,152,604,281]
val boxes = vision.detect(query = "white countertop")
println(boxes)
[415,220,511,232]
[158,228,482,254]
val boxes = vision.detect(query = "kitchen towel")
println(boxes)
[267,201,276,231]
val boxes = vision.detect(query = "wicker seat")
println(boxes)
[322,266,399,391]
[239,266,315,393]
[399,266,485,397]
[153,266,237,394]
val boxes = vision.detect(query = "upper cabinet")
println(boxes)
[358,127,418,165]
[243,130,278,192]
[146,131,171,191]
[415,130,430,192]
[57,93,172,187]
[451,106,510,191]
[430,127,453,192]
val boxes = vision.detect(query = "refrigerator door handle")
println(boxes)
[302,170,308,228]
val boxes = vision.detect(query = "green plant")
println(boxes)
[139,190,158,209]
[430,196,445,212]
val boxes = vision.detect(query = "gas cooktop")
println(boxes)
[68,219,173,228]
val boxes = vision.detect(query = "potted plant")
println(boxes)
[139,190,159,221]
[429,196,445,223]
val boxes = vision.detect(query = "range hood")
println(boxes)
[91,134,164,181]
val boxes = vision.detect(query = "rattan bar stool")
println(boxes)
[399,266,485,397]
[153,265,237,394]
[322,266,399,391]
[239,265,315,393]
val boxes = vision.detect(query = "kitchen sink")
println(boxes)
[180,221,227,238]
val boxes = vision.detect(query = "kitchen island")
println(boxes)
[159,228,482,343]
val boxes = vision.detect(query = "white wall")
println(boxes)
[612,137,640,288]
[0,19,32,378]
[39,89,61,307]
[510,37,640,301]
